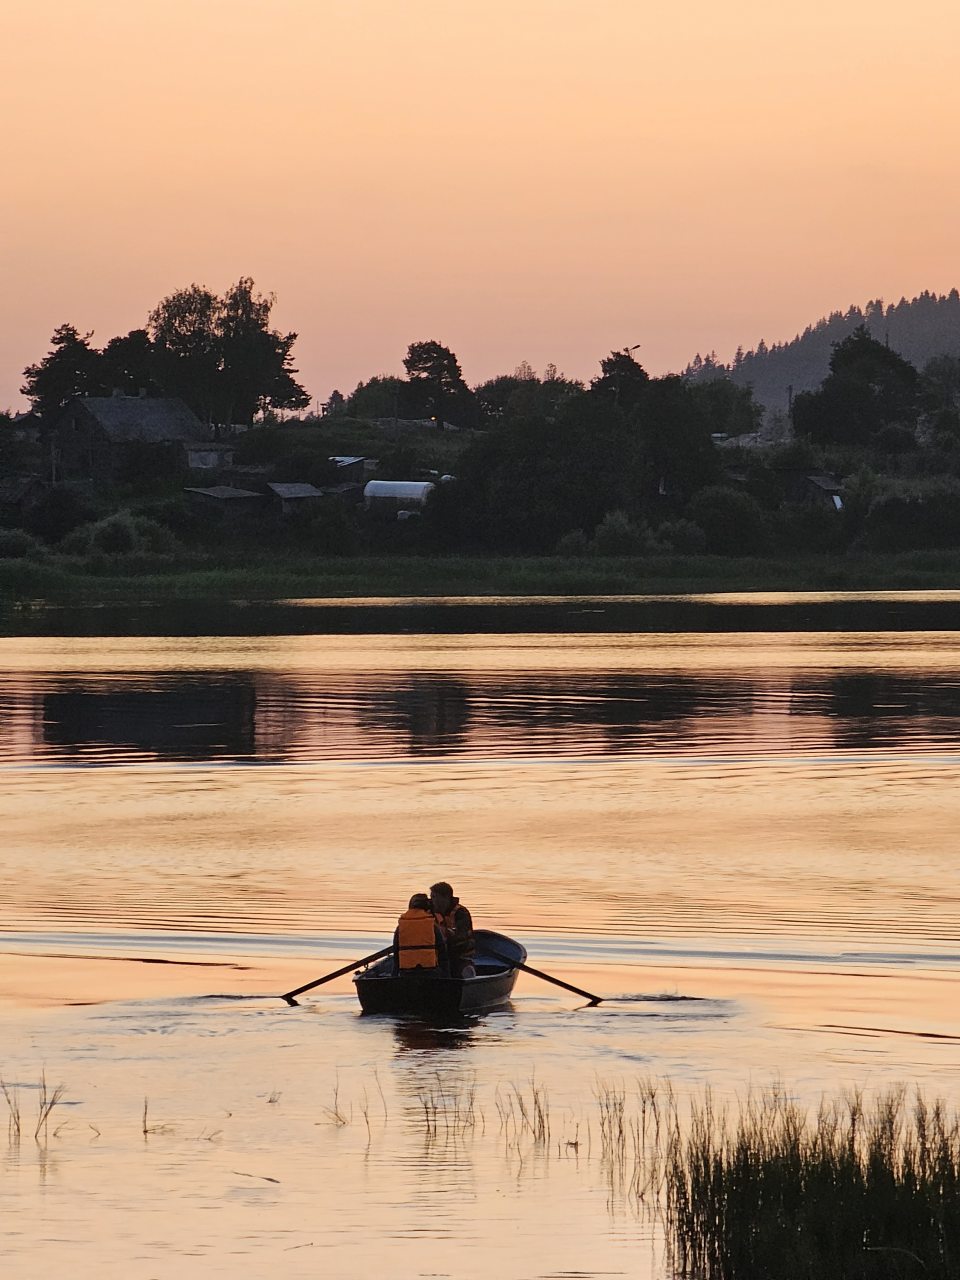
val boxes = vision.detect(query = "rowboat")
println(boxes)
[353,929,526,1018]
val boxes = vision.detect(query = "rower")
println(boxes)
[394,893,447,976]
[430,881,477,979]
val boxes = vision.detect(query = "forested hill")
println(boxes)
[685,290,960,413]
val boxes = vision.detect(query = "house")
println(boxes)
[50,394,206,481]
[267,482,325,515]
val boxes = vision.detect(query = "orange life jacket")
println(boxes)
[397,908,439,970]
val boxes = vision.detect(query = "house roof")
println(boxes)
[268,482,324,499]
[184,485,261,501]
[75,396,205,443]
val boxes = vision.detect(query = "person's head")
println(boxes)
[429,881,454,913]
[408,893,431,912]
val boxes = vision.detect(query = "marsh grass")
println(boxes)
[665,1086,960,1279]
[34,1072,65,1142]
[495,1078,550,1145]
[416,1073,478,1139]
[1,1078,21,1143]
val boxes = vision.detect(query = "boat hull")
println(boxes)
[353,929,526,1018]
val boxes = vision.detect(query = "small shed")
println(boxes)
[363,480,435,508]
[267,482,325,515]
[185,442,236,471]
[805,474,844,511]
[329,456,367,484]
[184,484,263,516]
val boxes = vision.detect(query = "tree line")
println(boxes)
[21,278,310,425]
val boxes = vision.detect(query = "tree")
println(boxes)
[403,340,475,424]
[346,374,408,419]
[590,349,649,410]
[98,329,159,396]
[791,325,919,446]
[21,324,100,418]
[148,278,309,425]
[149,285,222,422]
[218,277,309,424]
[688,377,763,438]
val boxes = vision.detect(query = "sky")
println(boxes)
[4,0,960,410]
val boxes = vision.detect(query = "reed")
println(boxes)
[34,1071,65,1141]
[1,1078,21,1143]
[415,1073,477,1139]
[665,1086,960,1279]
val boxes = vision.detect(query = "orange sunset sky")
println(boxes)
[3,0,959,411]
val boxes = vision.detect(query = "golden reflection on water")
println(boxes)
[3,628,960,1277]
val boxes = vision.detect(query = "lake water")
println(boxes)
[3,597,960,1278]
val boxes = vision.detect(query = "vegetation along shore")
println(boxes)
[6,283,960,607]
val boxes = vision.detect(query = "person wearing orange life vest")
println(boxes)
[430,881,476,979]
[393,894,447,977]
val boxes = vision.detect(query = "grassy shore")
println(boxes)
[2,548,960,606]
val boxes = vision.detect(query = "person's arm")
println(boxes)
[452,906,475,955]
[392,926,400,976]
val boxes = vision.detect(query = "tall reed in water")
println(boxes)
[665,1085,960,1279]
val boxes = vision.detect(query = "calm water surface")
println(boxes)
[3,605,960,1278]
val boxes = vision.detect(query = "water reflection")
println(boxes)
[391,1016,481,1055]
[41,679,257,760]
[4,661,960,765]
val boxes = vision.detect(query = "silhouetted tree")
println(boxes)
[403,340,475,424]
[98,329,159,396]
[149,278,308,425]
[21,325,100,419]
[793,326,919,446]
[591,349,650,410]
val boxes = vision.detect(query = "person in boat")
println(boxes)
[430,881,476,979]
[393,893,448,977]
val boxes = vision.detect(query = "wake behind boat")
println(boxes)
[353,929,527,1017]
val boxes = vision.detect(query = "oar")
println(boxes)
[281,946,394,1006]
[487,948,603,1006]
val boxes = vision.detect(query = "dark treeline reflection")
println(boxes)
[41,680,257,760]
[789,674,960,749]
[3,668,960,765]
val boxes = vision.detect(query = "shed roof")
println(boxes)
[75,396,204,443]
[184,485,262,501]
[267,482,325,499]
[806,473,843,492]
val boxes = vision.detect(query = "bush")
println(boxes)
[589,510,658,555]
[686,485,768,554]
[555,528,589,556]
[655,518,706,554]
[24,486,98,544]
[0,528,44,559]
[62,511,179,556]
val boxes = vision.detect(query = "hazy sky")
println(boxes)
[4,0,959,410]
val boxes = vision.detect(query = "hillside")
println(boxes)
[686,290,960,412]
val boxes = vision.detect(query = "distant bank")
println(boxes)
[2,551,960,613]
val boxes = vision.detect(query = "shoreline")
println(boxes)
[3,549,960,610]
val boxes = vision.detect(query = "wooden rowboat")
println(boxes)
[353,929,526,1018]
